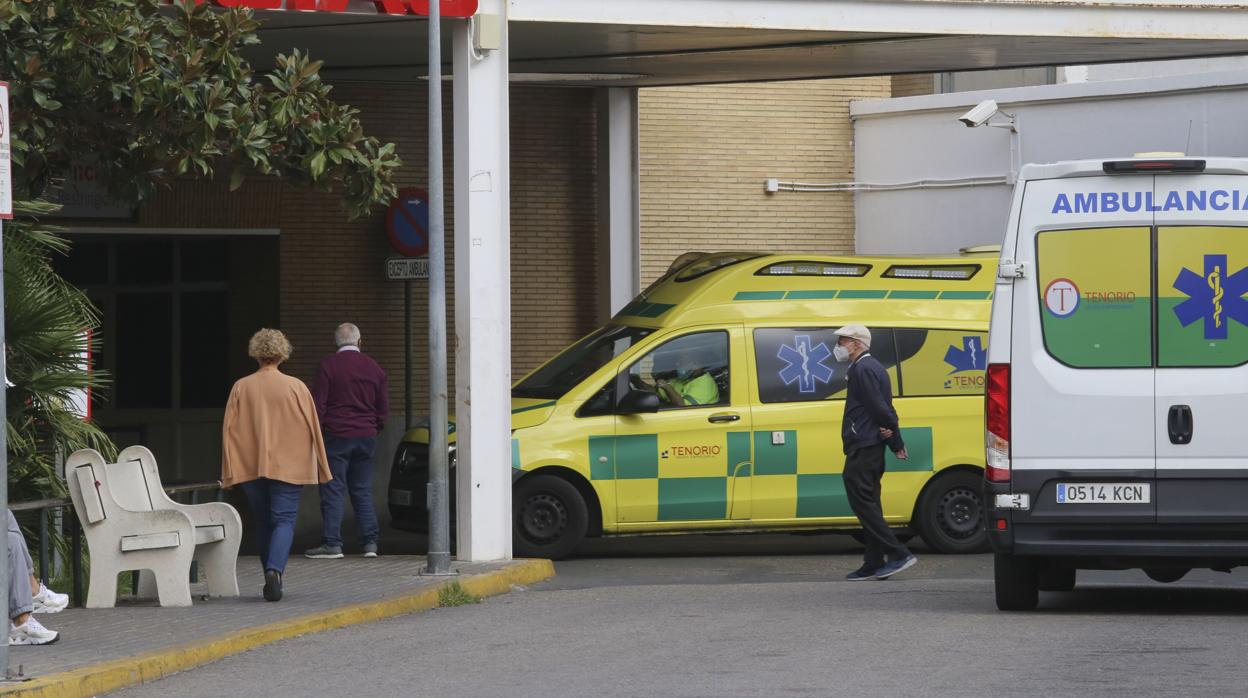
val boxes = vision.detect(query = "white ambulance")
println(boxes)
[986,155,1248,611]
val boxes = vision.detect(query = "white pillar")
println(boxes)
[453,2,512,562]
[596,87,641,320]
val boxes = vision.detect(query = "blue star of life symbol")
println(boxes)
[1173,254,1248,341]
[777,335,835,393]
[944,336,986,374]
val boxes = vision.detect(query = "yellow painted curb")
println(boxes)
[1,558,554,698]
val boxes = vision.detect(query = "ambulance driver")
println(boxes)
[655,346,720,407]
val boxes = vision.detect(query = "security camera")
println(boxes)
[958,100,1001,128]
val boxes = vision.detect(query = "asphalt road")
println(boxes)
[113,533,1248,697]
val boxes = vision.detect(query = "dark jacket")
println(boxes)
[841,353,904,455]
[312,349,390,439]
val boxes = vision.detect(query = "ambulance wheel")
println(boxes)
[995,554,1039,611]
[513,475,587,560]
[1038,565,1076,592]
[1144,568,1189,584]
[915,470,989,554]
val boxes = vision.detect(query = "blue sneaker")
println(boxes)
[845,564,880,581]
[874,555,918,580]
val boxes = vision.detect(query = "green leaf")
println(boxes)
[299,60,323,80]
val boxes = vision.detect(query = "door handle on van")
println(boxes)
[708,412,741,424]
[1168,404,1193,445]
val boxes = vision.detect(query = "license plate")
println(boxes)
[390,489,413,506]
[1056,483,1150,504]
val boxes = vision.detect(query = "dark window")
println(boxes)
[513,325,653,400]
[753,327,897,403]
[180,239,228,283]
[116,240,174,285]
[116,292,173,408]
[54,240,109,286]
[180,292,229,408]
[577,382,615,418]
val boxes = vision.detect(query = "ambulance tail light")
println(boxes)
[985,363,1011,483]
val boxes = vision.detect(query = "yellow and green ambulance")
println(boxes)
[389,250,997,558]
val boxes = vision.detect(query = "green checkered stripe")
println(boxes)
[589,427,933,522]
[733,290,991,301]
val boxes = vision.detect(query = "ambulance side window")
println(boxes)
[1036,227,1152,368]
[894,329,988,397]
[753,328,897,403]
[626,331,730,409]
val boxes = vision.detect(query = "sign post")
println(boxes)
[0,79,13,678]
[385,188,431,432]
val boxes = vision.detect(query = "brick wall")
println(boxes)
[141,83,600,410]
[276,83,599,407]
[891,74,938,98]
[637,77,892,285]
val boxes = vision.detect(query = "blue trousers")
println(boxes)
[240,478,303,574]
[318,436,380,547]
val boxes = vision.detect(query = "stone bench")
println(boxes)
[66,447,241,608]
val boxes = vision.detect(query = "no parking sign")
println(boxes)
[386,187,430,258]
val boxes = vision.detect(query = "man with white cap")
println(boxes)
[833,324,918,581]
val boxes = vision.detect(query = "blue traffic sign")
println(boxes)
[386,187,430,257]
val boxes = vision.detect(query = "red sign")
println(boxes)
[375,0,477,15]
[191,0,478,15]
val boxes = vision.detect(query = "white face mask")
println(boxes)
[833,344,852,363]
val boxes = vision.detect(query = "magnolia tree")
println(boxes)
[0,0,402,501]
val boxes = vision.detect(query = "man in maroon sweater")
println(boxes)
[305,323,389,559]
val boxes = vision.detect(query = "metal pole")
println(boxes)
[425,1,452,575]
[404,279,412,431]
[0,216,10,677]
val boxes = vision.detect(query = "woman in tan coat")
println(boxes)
[223,329,332,601]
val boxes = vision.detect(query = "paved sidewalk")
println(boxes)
[0,555,553,697]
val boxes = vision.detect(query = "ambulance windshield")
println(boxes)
[513,325,654,400]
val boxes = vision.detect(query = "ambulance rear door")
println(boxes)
[1153,175,1248,523]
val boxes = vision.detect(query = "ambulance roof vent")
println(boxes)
[756,261,870,277]
[882,264,980,280]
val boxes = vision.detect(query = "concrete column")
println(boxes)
[596,87,641,320]
[453,2,512,562]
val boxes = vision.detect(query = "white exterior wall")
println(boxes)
[852,69,1248,255]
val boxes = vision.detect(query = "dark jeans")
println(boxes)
[319,435,380,547]
[843,444,910,568]
[240,478,303,574]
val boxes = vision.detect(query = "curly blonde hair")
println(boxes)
[248,328,292,365]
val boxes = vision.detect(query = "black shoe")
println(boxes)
[845,564,880,581]
[263,569,283,602]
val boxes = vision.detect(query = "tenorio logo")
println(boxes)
[661,444,722,459]
[1044,278,1080,317]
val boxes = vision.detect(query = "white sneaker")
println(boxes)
[10,617,59,645]
[32,583,68,614]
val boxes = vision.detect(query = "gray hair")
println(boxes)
[335,323,361,348]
